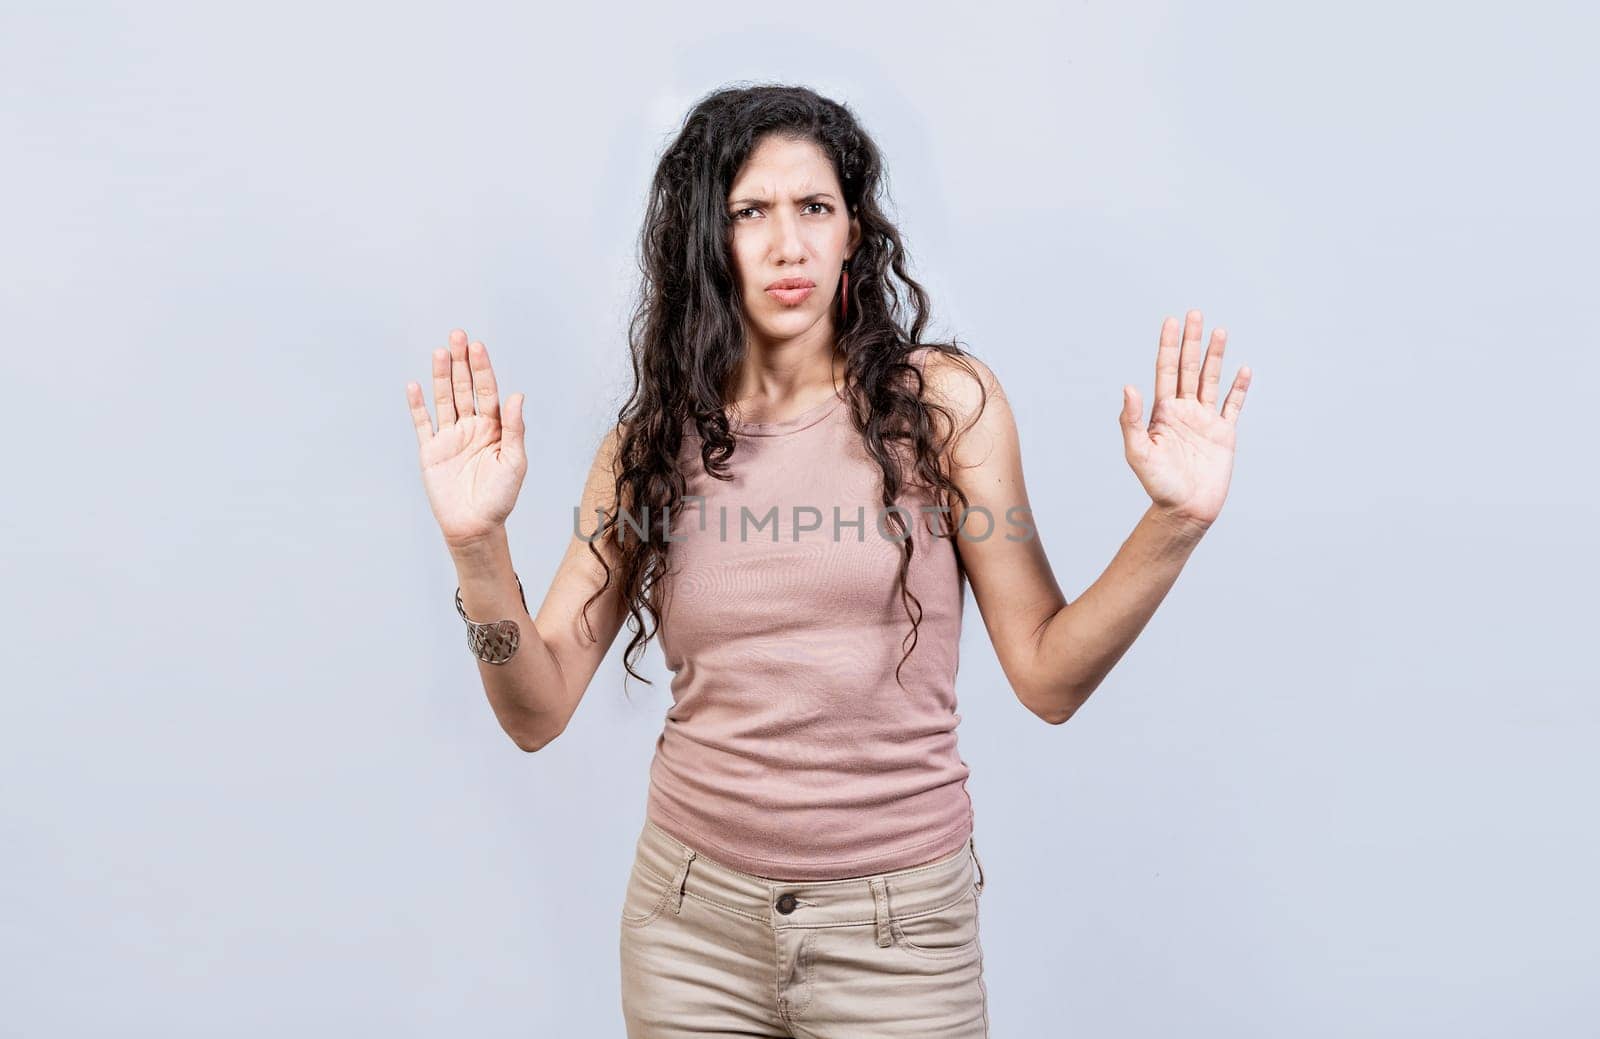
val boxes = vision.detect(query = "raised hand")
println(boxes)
[406,329,529,549]
[1118,310,1252,530]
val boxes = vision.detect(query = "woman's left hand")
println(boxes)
[1119,310,1252,532]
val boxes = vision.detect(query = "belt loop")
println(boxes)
[670,849,696,914]
[969,836,986,896]
[868,877,892,947]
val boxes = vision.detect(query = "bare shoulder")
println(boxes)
[913,347,1015,466]
[918,346,1002,405]
[573,421,630,550]
[590,420,628,479]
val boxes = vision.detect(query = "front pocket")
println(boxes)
[619,860,674,929]
[889,888,981,959]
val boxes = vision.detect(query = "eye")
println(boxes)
[730,202,833,220]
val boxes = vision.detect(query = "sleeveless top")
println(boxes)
[644,345,974,880]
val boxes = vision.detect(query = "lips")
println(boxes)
[764,277,816,306]
[766,285,814,305]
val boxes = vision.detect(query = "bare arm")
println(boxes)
[449,430,629,750]
[1023,506,1208,723]
[924,311,1251,724]
[408,330,629,751]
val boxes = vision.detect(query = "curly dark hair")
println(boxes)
[583,82,989,697]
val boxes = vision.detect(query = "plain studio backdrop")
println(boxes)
[3,1,1595,1035]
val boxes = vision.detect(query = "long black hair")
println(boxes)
[585,82,988,695]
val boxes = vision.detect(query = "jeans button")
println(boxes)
[775,893,798,914]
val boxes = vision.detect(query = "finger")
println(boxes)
[1154,316,1181,404]
[432,345,457,427]
[468,341,501,425]
[500,391,527,471]
[1177,309,1204,399]
[406,381,435,447]
[449,330,476,421]
[1119,384,1144,441]
[1221,366,1252,422]
[1197,326,1227,408]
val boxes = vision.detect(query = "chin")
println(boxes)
[749,305,817,329]
[756,315,820,336]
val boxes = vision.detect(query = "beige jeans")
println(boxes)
[619,818,990,1037]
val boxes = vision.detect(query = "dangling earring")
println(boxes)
[839,260,850,320]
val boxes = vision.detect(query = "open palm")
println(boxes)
[1119,310,1252,529]
[405,329,529,548]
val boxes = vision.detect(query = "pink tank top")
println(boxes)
[645,346,974,880]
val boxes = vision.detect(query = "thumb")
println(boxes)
[500,392,528,469]
[1119,385,1143,434]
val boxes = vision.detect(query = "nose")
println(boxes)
[769,209,806,266]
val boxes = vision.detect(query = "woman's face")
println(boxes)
[726,134,861,348]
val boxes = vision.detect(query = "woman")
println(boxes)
[404,84,1250,1038]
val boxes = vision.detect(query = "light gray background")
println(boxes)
[4,1,1595,1035]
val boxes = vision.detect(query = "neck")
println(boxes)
[725,340,845,422]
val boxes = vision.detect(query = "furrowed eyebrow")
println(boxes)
[727,192,837,208]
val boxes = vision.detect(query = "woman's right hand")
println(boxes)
[405,329,528,550]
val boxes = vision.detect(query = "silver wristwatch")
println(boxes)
[455,574,529,664]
